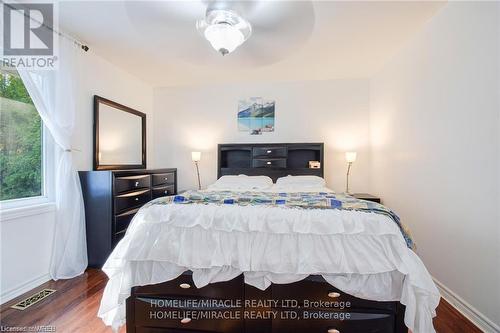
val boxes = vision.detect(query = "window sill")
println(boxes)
[0,202,56,222]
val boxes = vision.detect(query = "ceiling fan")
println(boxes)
[124,1,315,65]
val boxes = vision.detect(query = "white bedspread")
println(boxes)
[98,192,440,333]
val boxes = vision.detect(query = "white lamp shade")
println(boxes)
[191,151,201,162]
[204,23,245,54]
[345,152,357,163]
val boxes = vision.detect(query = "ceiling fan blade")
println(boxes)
[125,1,205,26]
[244,1,315,30]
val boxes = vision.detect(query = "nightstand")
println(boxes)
[352,193,381,203]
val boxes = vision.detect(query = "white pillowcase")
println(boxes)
[208,175,273,191]
[275,175,326,188]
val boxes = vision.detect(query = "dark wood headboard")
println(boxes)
[217,143,324,182]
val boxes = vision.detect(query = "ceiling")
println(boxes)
[59,1,446,87]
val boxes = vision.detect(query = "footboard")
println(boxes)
[126,272,407,333]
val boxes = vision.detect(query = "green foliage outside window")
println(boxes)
[0,70,43,201]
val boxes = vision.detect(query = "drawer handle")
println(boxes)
[179,283,191,289]
[328,292,341,298]
[180,318,191,324]
[135,181,139,187]
[266,161,272,165]
[164,177,168,180]
[164,190,168,194]
[267,150,272,153]
[134,197,139,201]
[327,329,339,333]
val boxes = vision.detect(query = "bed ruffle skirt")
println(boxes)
[98,204,440,333]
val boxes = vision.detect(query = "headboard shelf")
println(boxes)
[218,143,324,182]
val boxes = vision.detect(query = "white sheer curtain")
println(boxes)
[18,36,87,279]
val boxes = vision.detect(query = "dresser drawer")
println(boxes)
[115,189,151,213]
[152,172,175,186]
[132,273,243,300]
[115,207,139,233]
[253,146,287,158]
[152,185,175,199]
[272,276,395,312]
[115,175,150,194]
[272,309,394,333]
[134,298,243,333]
[253,158,287,168]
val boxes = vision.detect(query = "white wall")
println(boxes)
[370,2,500,329]
[0,210,55,302]
[0,50,154,303]
[153,79,371,192]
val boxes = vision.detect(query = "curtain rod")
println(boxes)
[3,2,90,52]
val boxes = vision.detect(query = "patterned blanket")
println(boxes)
[148,190,415,250]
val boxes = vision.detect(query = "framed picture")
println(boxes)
[238,97,275,135]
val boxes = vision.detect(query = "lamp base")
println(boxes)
[195,161,201,190]
[346,162,352,194]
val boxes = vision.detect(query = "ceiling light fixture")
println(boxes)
[197,9,252,56]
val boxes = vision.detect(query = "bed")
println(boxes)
[98,143,439,333]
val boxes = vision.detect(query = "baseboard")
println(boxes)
[433,277,500,333]
[0,273,51,305]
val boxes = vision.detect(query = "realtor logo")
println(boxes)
[1,2,57,69]
[3,2,54,56]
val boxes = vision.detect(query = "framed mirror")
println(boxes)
[93,95,146,170]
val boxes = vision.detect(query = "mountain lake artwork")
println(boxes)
[238,97,275,135]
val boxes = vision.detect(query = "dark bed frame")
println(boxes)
[126,143,407,333]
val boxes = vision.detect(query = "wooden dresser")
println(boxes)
[79,168,177,267]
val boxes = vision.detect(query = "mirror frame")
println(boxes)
[93,95,146,170]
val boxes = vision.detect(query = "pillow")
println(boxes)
[208,175,273,191]
[275,175,326,188]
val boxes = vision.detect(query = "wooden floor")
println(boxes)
[0,269,482,333]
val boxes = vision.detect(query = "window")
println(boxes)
[0,67,44,203]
